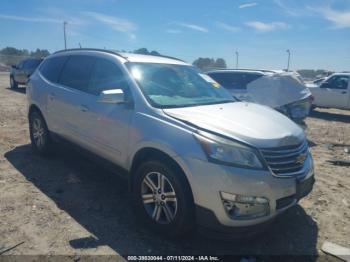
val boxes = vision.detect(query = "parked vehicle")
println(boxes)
[27,49,314,238]
[207,69,313,124]
[10,58,43,89]
[307,73,350,110]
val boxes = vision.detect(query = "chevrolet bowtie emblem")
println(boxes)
[296,154,307,164]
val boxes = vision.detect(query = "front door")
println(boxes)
[77,57,133,167]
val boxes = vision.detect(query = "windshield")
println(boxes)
[127,62,235,108]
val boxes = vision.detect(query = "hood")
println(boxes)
[247,73,311,108]
[164,102,305,148]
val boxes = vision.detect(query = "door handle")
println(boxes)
[48,93,55,101]
[341,91,347,94]
[80,105,89,112]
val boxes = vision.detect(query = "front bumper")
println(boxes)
[174,155,314,231]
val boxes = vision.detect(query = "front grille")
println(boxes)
[260,141,309,177]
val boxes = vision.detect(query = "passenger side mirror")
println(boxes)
[11,65,18,69]
[98,89,125,104]
[320,82,330,89]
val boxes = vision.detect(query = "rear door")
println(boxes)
[315,75,350,109]
[53,55,96,145]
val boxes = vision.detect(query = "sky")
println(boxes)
[0,0,350,71]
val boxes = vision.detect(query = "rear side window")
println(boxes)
[88,58,129,96]
[39,56,68,83]
[59,55,96,91]
[209,72,262,90]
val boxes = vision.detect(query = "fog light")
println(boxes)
[220,192,270,220]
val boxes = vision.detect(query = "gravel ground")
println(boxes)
[0,72,349,259]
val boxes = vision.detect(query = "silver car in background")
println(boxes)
[27,49,314,238]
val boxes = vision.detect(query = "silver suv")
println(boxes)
[27,49,314,238]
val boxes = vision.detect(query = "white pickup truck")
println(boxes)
[307,73,350,110]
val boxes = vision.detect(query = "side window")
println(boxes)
[24,59,42,69]
[39,56,69,83]
[17,61,24,69]
[59,55,96,92]
[329,76,349,90]
[209,73,240,90]
[88,58,129,96]
[209,73,262,90]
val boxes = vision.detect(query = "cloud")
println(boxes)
[239,2,258,9]
[245,21,290,32]
[82,11,137,40]
[0,14,61,23]
[175,22,208,33]
[165,29,182,34]
[308,6,350,28]
[216,22,240,32]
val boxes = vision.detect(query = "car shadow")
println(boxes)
[5,144,319,257]
[6,87,26,94]
[309,109,350,124]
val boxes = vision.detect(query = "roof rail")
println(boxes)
[154,54,186,63]
[207,68,278,73]
[53,48,128,60]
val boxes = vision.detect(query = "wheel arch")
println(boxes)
[129,147,195,204]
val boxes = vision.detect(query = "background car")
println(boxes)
[207,69,313,124]
[10,58,43,89]
[308,73,350,110]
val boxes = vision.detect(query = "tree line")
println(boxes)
[0,47,50,66]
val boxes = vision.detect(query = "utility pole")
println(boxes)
[235,51,239,69]
[63,21,68,50]
[286,49,291,71]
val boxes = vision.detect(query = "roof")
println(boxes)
[53,48,189,65]
[206,69,279,75]
[331,72,350,76]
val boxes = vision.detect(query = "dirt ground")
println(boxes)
[0,72,349,259]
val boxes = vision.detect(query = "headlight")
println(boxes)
[194,133,264,169]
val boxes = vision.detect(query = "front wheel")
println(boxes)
[29,111,53,156]
[10,76,18,89]
[133,160,194,237]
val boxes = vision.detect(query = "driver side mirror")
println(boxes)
[98,89,125,104]
[320,82,330,89]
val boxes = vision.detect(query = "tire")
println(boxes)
[29,111,53,156]
[10,76,18,89]
[132,160,195,237]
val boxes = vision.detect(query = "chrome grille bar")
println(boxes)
[260,141,309,177]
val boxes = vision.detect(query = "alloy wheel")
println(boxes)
[141,172,178,224]
[32,117,45,149]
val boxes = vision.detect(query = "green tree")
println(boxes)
[193,57,227,71]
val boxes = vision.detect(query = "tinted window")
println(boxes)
[40,56,69,83]
[88,58,129,96]
[24,59,42,69]
[17,61,24,69]
[59,55,96,91]
[328,75,349,90]
[208,72,262,90]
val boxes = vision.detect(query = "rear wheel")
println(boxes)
[29,111,53,156]
[133,160,194,237]
[10,76,18,89]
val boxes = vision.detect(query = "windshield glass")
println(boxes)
[127,62,235,108]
